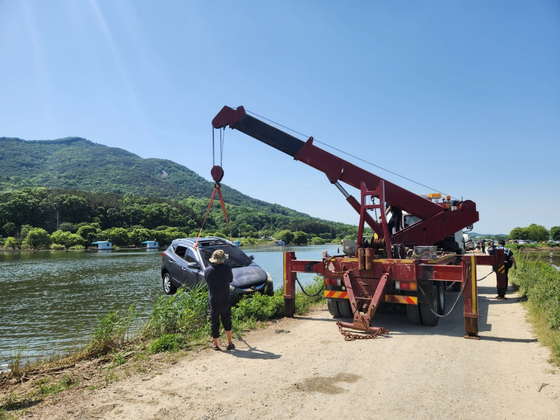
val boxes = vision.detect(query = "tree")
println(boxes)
[129,227,153,246]
[51,230,73,248]
[4,236,17,249]
[551,226,560,241]
[51,230,86,249]
[311,236,326,245]
[59,222,75,232]
[527,224,549,242]
[103,227,130,247]
[276,230,294,244]
[22,228,51,249]
[509,227,529,241]
[77,224,101,246]
[2,222,17,237]
[293,231,308,245]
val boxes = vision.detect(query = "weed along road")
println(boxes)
[24,266,560,419]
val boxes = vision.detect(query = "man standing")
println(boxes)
[385,204,403,234]
[204,249,235,350]
[493,239,517,300]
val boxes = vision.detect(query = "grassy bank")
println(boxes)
[510,253,560,365]
[0,278,325,418]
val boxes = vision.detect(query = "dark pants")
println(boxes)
[388,215,402,233]
[497,266,510,297]
[210,304,232,339]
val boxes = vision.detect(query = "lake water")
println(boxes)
[0,244,340,366]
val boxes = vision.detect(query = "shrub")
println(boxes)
[143,286,210,342]
[511,254,560,364]
[149,334,186,354]
[232,290,285,323]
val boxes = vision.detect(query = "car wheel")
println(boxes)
[162,272,177,295]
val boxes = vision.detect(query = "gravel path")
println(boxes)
[24,266,560,419]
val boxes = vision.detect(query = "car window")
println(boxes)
[198,244,252,268]
[185,248,198,264]
[174,245,187,259]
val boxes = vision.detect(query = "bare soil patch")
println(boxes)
[2,266,560,419]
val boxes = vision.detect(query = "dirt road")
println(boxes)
[24,266,560,419]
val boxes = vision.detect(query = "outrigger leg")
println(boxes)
[337,272,390,338]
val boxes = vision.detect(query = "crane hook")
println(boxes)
[211,165,224,183]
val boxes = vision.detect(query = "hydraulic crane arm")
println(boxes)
[212,105,479,247]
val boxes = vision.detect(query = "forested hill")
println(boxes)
[0,136,296,215]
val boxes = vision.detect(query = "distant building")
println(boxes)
[141,240,159,250]
[91,241,112,250]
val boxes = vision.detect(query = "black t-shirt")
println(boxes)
[204,263,233,306]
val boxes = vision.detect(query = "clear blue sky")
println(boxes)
[1,1,558,235]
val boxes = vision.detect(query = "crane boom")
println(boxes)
[212,105,478,249]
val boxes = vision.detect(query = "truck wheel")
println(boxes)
[406,303,422,325]
[437,282,446,315]
[327,298,342,317]
[420,285,439,326]
[337,299,353,318]
[162,272,177,295]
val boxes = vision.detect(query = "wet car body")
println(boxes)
[161,236,273,304]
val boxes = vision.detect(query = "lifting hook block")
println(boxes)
[211,165,224,183]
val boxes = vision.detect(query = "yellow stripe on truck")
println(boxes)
[384,295,418,305]
[324,290,349,299]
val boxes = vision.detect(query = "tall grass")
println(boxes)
[511,254,560,364]
[83,304,138,358]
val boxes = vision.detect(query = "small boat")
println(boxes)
[275,240,285,246]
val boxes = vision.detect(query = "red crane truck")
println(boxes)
[212,105,507,338]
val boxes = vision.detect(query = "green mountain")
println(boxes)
[0,136,311,219]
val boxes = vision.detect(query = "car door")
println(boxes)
[167,245,188,286]
[183,247,205,288]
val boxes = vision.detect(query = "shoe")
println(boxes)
[226,343,235,350]
[213,346,221,351]
[496,296,506,300]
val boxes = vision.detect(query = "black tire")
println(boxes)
[376,302,393,313]
[406,303,422,325]
[437,282,446,316]
[327,298,342,317]
[420,284,439,326]
[337,299,353,318]
[162,272,177,295]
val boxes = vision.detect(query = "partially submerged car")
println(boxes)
[161,236,273,304]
